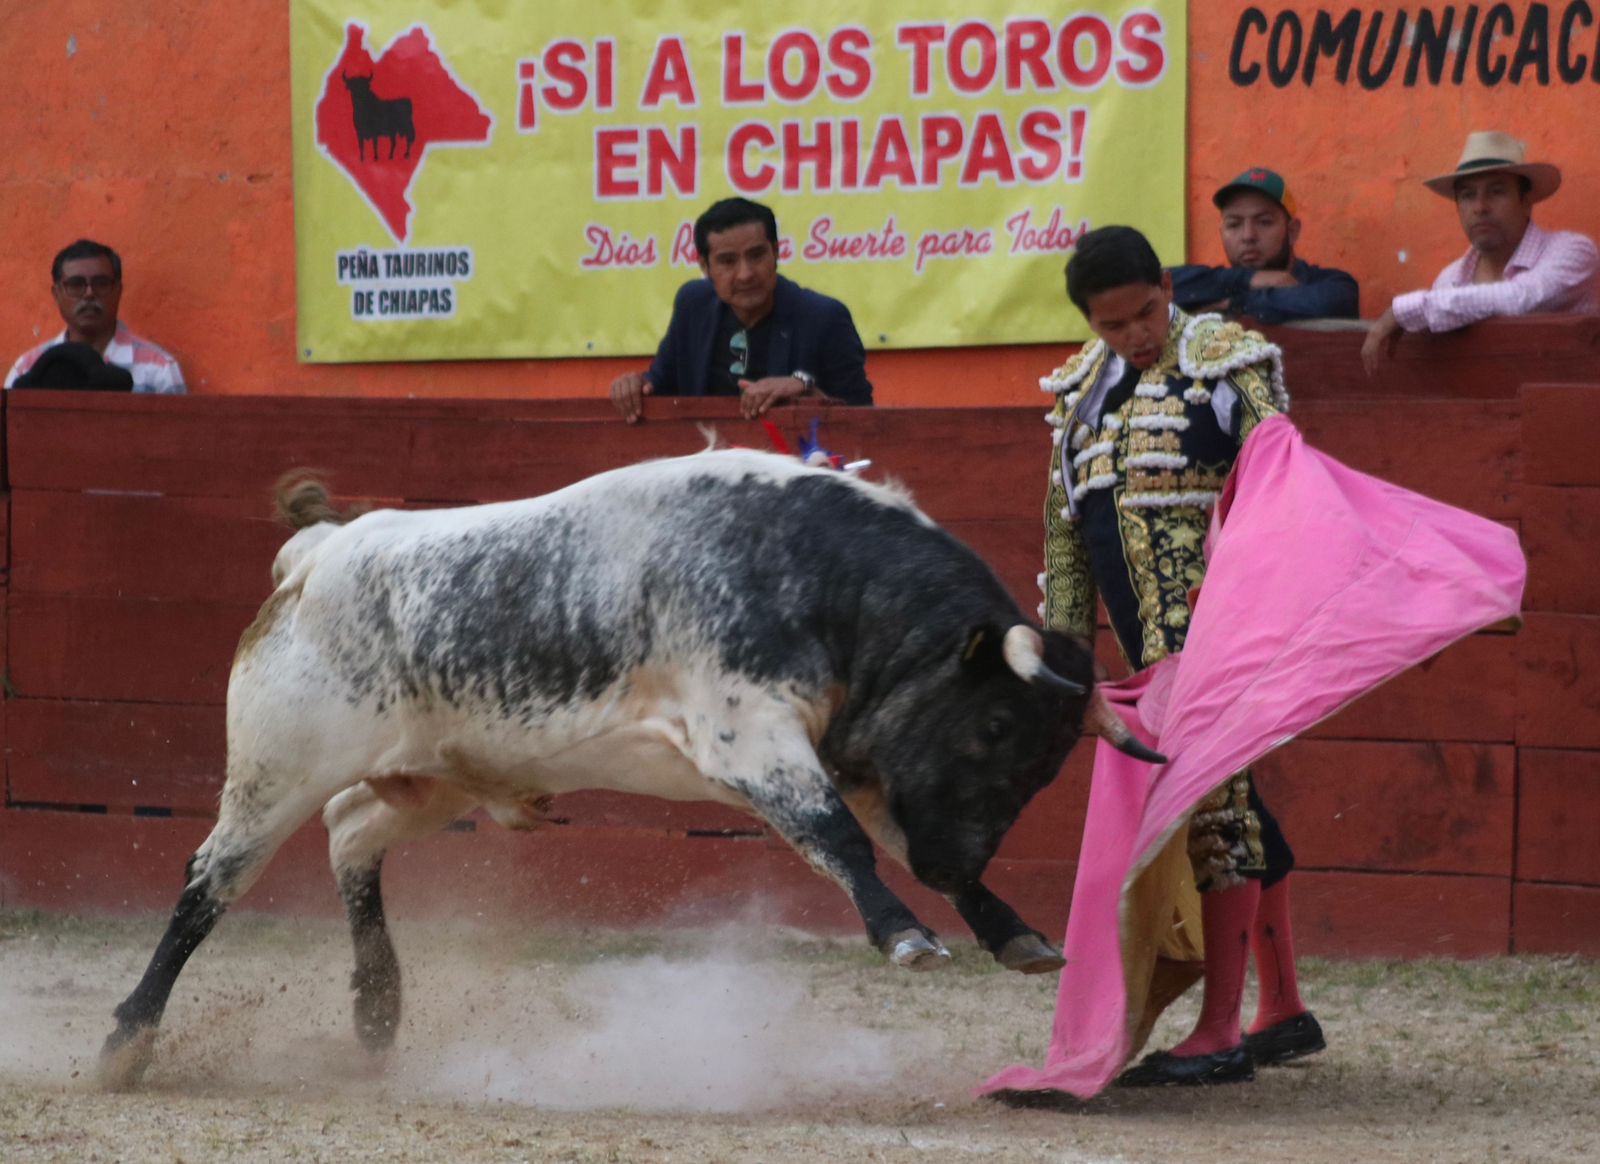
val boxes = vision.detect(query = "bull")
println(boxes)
[98,449,1157,1088]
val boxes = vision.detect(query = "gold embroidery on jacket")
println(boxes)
[1043,393,1097,638]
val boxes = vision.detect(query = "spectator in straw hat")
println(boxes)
[1363,131,1598,375]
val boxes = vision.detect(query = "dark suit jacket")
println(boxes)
[646,275,873,405]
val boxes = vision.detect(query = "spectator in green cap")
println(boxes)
[1170,168,1360,325]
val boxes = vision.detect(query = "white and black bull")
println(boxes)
[99,449,1157,1088]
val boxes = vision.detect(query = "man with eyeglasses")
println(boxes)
[5,239,187,394]
[610,198,872,423]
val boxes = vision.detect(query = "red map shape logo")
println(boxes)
[315,23,493,242]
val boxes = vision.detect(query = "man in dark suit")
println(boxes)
[610,198,873,422]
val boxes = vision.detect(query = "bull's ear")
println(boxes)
[960,623,1006,671]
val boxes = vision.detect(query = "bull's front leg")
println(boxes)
[947,883,1064,975]
[835,783,1061,975]
[724,756,950,971]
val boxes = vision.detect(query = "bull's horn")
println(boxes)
[1085,688,1168,764]
[1002,626,1086,695]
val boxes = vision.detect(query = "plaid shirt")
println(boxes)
[1392,222,1599,333]
[5,320,187,394]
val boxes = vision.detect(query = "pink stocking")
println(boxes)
[1248,877,1307,1033]
[1170,879,1260,1057]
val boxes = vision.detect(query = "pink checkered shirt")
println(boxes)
[5,320,187,394]
[1392,222,1600,333]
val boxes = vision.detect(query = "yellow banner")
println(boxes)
[290,1,1187,362]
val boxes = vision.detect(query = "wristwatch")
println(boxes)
[791,369,817,394]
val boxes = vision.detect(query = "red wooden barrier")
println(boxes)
[2,318,1597,960]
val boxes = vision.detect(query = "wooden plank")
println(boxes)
[1521,383,1600,487]
[406,407,1051,522]
[807,409,1049,523]
[1273,315,1600,403]
[541,791,765,836]
[943,518,1044,613]
[1513,883,1600,956]
[2,388,748,426]
[0,393,731,496]
[0,805,1527,960]
[5,700,226,812]
[4,403,422,499]
[0,698,780,834]
[405,415,757,502]
[0,391,1521,520]
[1516,613,1600,750]
[0,808,337,915]
[0,807,964,937]
[0,577,7,805]
[1520,485,1600,614]
[1254,740,1515,877]
[1290,399,1519,519]
[1304,634,1516,743]
[5,593,253,703]
[9,491,282,603]
[1291,870,1510,958]
[1515,749,1600,887]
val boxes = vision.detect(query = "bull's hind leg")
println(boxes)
[97,778,337,1090]
[323,779,479,1055]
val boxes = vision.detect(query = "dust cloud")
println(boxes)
[0,915,935,1114]
[409,950,912,1112]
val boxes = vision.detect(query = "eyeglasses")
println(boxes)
[729,329,748,378]
[57,275,119,297]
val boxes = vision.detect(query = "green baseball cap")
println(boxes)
[1213,167,1298,218]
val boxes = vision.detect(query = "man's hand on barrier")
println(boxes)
[610,371,653,423]
[739,374,812,419]
[1361,308,1402,377]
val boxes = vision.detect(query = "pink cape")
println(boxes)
[979,415,1527,1099]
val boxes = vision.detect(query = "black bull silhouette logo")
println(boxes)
[342,71,415,161]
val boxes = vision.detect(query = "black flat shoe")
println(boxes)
[1114,1044,1255,1087]
[1244,1012,1326,1066]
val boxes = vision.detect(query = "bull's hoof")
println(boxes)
[888,931,951,971]
[995,933,1065,975]
[96,1024,158,1092]
[352,981,401,1055]
[351,1046,393,1080]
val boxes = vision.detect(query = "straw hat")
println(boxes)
[1423,131,1561,201]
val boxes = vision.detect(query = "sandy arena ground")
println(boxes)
[1,908,1597,1163]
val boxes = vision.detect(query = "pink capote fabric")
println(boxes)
[979,415,1527,1099]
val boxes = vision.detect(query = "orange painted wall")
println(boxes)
[2,2,1595,405]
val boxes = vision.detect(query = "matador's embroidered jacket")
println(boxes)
[1041,309,1289,671]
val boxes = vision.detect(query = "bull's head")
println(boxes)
[865,623,1158,894]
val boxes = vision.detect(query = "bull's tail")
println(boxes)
[270,471,363,588]
[275,470,350,530]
